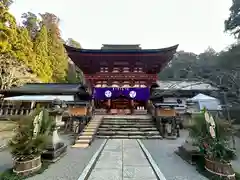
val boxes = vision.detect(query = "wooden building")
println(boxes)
[0,83,91,118]
[64,44,178,113]
[150,81,219,128]
[150,81,218,112]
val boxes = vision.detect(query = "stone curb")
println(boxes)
[137,139,167,180]
[77,139,108,180]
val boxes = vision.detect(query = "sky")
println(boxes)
[10,0,235,54]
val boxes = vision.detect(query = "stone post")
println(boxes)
[42,99,67,162]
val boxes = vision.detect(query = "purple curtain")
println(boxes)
[93,87,150,101]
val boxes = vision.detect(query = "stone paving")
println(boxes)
[142,130,208,180]
[88,139,158,180]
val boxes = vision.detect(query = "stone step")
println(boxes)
[81,131,95,136]
[98,127,158,131]
[103,118,152,121]
[97,131,160,136]
[86,123,100,128]
[103,115,151,119]
[78,135,93,140]
[101,120,153,123]
[96,135,162,139]
[100,124,155,128]
[101,122,154,126]
[102,119,153,122]
[75,139,92,144]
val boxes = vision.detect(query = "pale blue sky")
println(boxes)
[10,0,235,54]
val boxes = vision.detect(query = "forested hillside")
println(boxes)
[0,0,81,89]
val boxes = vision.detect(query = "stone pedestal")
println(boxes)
[176,142,201,165]
[42,100,67,162]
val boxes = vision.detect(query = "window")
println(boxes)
[123,67,130,73]
[112,68,120,73]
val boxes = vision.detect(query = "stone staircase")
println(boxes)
[96,115,162,139]
[72,115,103,148]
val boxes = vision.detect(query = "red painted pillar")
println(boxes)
[130,99,134,114]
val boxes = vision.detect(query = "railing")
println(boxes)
[0,108,33,117]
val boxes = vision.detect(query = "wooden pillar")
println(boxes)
[130,99,134,114]
[107,99,111,113]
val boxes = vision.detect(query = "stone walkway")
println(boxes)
[87,139,158,180]
[142,130,208,180]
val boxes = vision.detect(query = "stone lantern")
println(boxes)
[41,99,67,162]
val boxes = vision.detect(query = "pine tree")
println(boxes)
[33,25,52,82]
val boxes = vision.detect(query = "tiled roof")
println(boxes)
[0,83,89,96]
[155,81,218,90]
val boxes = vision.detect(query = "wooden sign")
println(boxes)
[69,107,87,116]
[157,108,176,117]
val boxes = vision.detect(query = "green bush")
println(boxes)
[8,108,54,161]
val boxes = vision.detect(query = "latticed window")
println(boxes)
[122,67,129,73]
[122,81,130,87]
[112,81,119,87]
[112,68,120,73]
[133,81,140,87]
[102,81,107,87]
[104,67,108,72]
[95,81,102,87]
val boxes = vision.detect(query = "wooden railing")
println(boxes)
[0,108,33,117]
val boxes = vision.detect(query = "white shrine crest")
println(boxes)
[129,91,136,98]
[105,90,112,98]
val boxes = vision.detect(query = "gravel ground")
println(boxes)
[27,137,104,180]
[141,130,208,180]
[0,134,104,180]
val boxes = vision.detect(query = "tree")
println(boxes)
[0,54,39,90]
[14,27,36,70]
[33,25,52,82]
[21,12,39,39]
[225,0,240,38]
[66,38,81,48]
[1,0,36,73]
[0,0,13,8]
[0,0,18,54]
[158,46,240,105]
[40,13,68,82]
